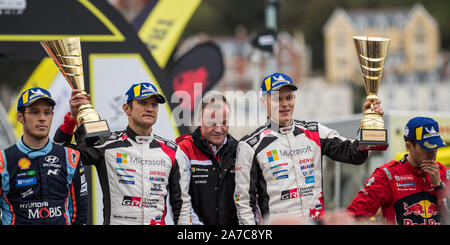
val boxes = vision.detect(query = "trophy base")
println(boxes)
[75,120,111,148]
[357,128,389,151]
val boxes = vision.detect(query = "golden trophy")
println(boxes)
[41,37,110,147]
[353,36,390,151]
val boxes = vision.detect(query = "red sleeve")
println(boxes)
[347,168,392,218]
[60,112,77,135]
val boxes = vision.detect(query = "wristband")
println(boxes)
[60,112,77,135]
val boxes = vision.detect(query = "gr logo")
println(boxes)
[122,196,141,207]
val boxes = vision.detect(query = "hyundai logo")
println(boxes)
[44,155,59,164]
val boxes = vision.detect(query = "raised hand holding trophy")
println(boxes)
[41,37,110,147]
[353,36,390,151]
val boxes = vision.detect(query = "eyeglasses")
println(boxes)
[24,109,54,117]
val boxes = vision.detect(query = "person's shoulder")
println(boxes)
[239,124,271,148]
[382,159,402,169]
[154,134,178,151]
[226,134,239,147]
[175,134,193,147]
[294,120,319,129]
[374,160,402,180]
[93,130,128,148]
[2,143,18,154]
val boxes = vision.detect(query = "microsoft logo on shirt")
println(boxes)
[266,150,279,163]
[116,153,128,164]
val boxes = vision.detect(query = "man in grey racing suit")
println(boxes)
[234,72,384,224]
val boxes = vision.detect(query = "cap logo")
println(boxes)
[133,84,141,97]
[416,126,423,140]
[423,126,440,140]
[142,84,155,94]
[264,77,272,91]
[425,127,437,134]
[273,75,288,83]
[273,75,289,88]
[29,89,46,101]
[22,90,29,104]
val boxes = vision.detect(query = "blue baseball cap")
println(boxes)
[17,87,56,111]
[261,73,298,95]
[125,82,166,104]
[404,117,447,151]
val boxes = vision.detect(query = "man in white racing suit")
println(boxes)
[234,72,384,224]
[54,82,191,225]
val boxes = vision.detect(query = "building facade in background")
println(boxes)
[323,3,440,85]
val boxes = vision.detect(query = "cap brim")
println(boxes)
[136,93,166,104]
[418,137,447,151]
[266,84,298,94]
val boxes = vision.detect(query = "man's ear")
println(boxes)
[123,103,131,116]
[260,95,267,108]
[405,141,413,152]
[17,111,24,125]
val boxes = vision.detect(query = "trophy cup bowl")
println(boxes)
[41,37,110,147]
[353,36,390,151]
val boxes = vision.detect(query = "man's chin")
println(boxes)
[210,137,225,145]
[139,119,156,127]
[279,118,292,126]
[30,132,49,140]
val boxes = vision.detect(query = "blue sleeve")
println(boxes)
[70,160,89,225]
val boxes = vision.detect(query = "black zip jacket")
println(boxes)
[176,127,239,225]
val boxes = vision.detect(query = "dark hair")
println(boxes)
[403,135,417,146]
[127,100,133,109]
[18,106,25,114]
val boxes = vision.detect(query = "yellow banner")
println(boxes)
[138,0,202,68]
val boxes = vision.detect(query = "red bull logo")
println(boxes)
[403,200,439,220]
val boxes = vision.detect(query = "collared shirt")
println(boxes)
[209,137,228,156]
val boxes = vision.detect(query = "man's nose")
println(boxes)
[38,113,48,121]
[214,125,226,133]
[144,105,154,112]
[279,99,289,107]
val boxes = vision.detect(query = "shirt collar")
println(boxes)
[266,119,294,134]
[17,137,52,159]
[126,126,154,144]
[400,154,423,176]
[209,137,227,155]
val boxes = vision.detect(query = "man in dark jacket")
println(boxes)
[176,92,239,225]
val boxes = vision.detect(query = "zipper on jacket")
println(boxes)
[285,132,303,211]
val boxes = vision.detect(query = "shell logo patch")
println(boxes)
[18,158,31,170]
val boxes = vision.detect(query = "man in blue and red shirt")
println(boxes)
[0,87,88,225]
